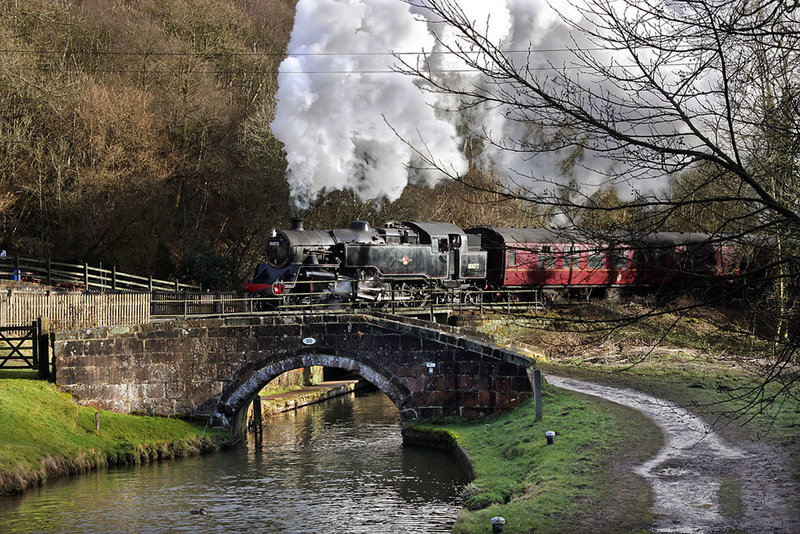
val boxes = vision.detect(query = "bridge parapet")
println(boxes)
[53,314,536,430]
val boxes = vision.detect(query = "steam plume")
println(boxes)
[272,1,684,212]
[271,0,468,210]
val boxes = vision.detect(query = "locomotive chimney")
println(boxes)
[291,217,305,231]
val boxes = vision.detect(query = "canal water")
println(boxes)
[0,390,469,533]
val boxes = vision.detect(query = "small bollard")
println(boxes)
[95,411,100,431]
[491,516,505,533]
[545,430,555,445]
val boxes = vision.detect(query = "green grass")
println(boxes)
[452,307,800,532]
[410,384,660,533]
[0,377,228,494]
[539,361,800,455]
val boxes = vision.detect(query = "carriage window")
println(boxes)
[508,249,517,267]
[612,250,629,270]
[565,246,580,269]
[437,238,448,253]
[537,246,555,269]
[588,251,605,270]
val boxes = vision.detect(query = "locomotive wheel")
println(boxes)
[461,290,482,307]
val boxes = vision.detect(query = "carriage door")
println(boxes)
[448,234,462,279]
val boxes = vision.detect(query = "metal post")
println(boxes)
[47,258,52,286]
[84,262,89,289]
[391,281,396,316]
[429,280,434,322]
[251,396,263,435]
[534,369,543,422]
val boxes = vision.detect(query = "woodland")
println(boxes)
[0,0,542,288]
[0,0,721,289]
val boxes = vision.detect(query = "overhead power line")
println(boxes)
[0,47,603,58]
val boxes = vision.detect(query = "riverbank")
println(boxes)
[0,372,228,495]
[406,380,662,533]
[430,307,800,532]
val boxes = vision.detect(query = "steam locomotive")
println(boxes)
[243,219,740,308]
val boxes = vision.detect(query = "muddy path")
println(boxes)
[547,375,799,533]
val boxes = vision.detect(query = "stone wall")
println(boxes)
[53,314,536,427]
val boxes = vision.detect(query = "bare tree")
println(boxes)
[400,0,800,414]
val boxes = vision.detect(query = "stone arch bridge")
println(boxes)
[52,314,537,433]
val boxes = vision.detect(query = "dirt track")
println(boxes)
[548,375,799,533]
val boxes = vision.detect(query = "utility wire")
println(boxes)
[0,47,605,58]
[1,61,700,75]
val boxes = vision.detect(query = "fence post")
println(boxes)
[148,275,153,292]
[429,280,434,322]
[37,317,50,380]
[31,319,39,368]
[47,258,52,286]
[112,266,117,291]
[391,281,396,316]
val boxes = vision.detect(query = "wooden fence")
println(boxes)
[0,254,200,292]
[0,289,151,330]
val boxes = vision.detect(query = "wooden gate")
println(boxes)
[0,319,50,378]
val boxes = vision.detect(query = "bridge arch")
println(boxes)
[217,352,413,434]
[52,314,536,426]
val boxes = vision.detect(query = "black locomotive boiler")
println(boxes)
[243,219,487,307]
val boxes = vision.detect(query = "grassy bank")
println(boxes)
[433,305,800,532]
[409,382,661,533]
[0,372,228,495]
[472,304,800,453]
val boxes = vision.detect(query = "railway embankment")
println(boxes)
[0,373,229,495]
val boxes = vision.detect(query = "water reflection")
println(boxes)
[0,390,468,533]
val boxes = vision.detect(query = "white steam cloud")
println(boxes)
[272,0,686,211]
[271,0,468,210]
